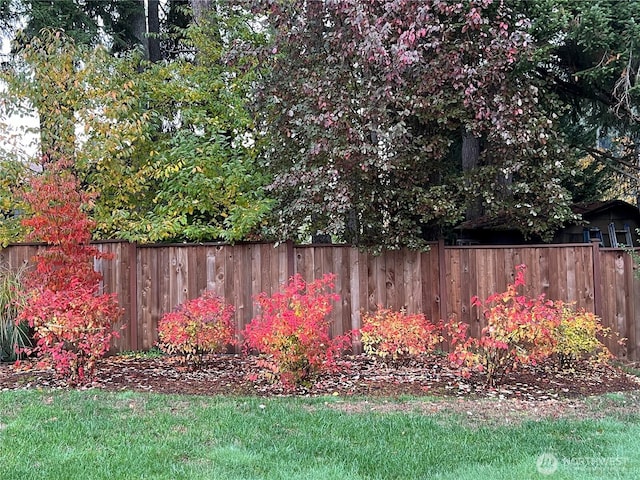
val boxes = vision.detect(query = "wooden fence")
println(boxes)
[1,240,638,360]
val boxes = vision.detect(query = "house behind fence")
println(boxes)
[1,240,637,360]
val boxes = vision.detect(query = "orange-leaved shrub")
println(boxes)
[447,264,559,386]
[158,291,236,365]
[360,306,441,361]
[446,265,616,386]
[243,273,350,387]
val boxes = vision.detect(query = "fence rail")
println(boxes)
[1,240,637,360]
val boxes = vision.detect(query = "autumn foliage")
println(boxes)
[447,265,559,386]
[554,304,612,369]
[17,161,121,381]
[158,291,236,365]
[447,265,612,386]
[360,307,442,361]
[243,273,350,387]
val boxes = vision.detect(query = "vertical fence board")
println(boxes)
[603,250,626,357]
[243,245,255,332]
[250,245,261,301]
[613,251,628,356]
[423,245,440,322]
[405,249,421,315]
[600,250,616,348]
[205,246,220,295]
[622,252,634,360]
[296,247,314,284]
[446,248,461,324]
[631,256,640,360]
[194,246,207,297]
[334,247,351,338]
[460,248,475,336]
[349,249,364,353]
[137,247,154,350]
[278,244,291,288]
[231,245,246,336]
[583,245,596,309]
[98,242,132,353]
[260,244,273,297]
[388,250,402,310]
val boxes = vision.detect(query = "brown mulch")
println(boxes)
[1,354,638,401]
[3,354,640,424]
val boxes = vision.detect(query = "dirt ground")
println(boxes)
[2,354,639,404]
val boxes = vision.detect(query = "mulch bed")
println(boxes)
[1,354,638,401]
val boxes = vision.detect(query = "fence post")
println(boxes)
[623,251,636,360]
[128,242,139,352]
[591,239,602,318]
[438,238,448,321]
[286,240,295,279]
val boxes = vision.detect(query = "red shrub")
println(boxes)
[17,161,121,382]
[19,280,121,379]
[158,291,236,364]
[243,273,350,387]
[447,265,559,386]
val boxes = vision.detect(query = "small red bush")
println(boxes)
[360,306,441,361]
[19,280,121,379]
[447,264,559,386]
[243,273,350,387]
[158,291,236,364]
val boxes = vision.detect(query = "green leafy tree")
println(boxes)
[0,159,27,246]
[0,28,146,243]
[0,10,272,245]
[89,7,273,242]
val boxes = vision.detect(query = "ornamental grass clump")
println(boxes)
[158,291,236,366]
[0,264,30,362]
[243,273,350,388]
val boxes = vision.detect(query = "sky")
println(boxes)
[1,36,39,160]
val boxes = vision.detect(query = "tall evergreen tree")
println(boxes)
[518,0,640,203]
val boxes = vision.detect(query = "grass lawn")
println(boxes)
[0,389,639,480]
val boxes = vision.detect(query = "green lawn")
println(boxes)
[1,390,639,479]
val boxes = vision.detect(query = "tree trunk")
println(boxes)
[462,131,482,220]
[130,0,148,58]
[147,0,162,62]
[190,0,212,24]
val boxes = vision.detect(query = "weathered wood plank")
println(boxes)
[446,248,460,324]
[423,246,440,322]
[139,247,155,350]
[630,253,640,360]
[349,248,364,353]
